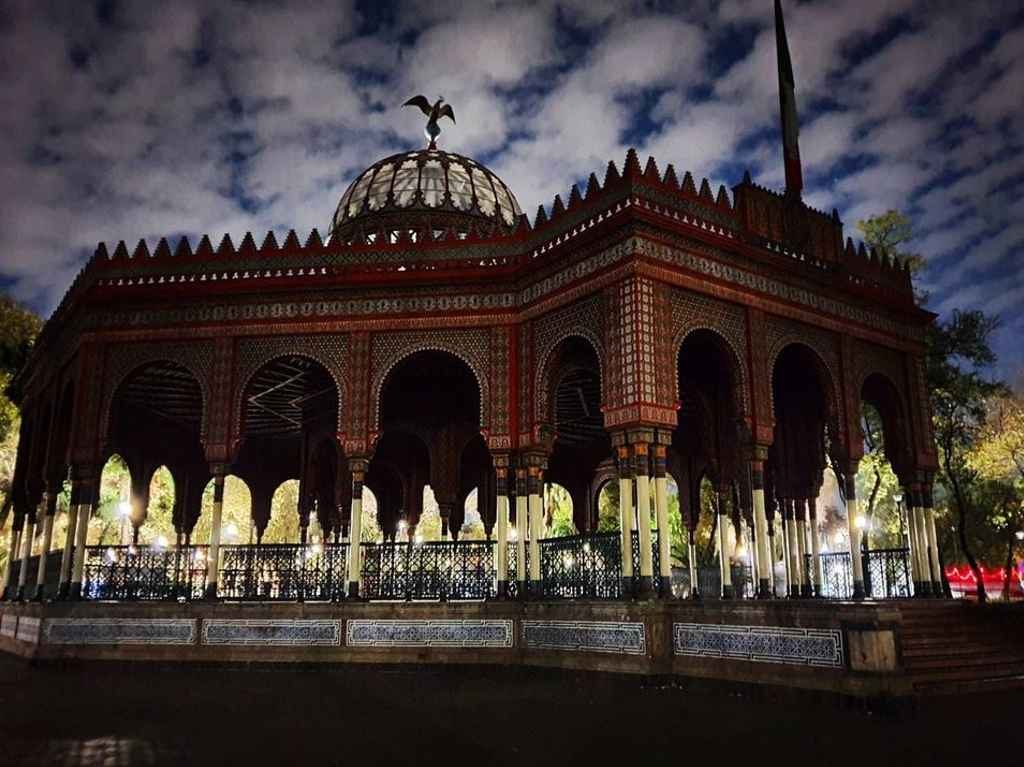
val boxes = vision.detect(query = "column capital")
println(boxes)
[625,427,655,447]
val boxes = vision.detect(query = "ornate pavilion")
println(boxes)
[1,3,977,698]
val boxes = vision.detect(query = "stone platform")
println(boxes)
[2,598,1015,698]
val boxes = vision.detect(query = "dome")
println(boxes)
[330,148,522,242]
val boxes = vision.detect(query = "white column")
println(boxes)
[912,505,930,595]
[654,470,672,593]
[717,490,733,598]
[34,494,55,599]
[780,514,791,596]
[795,512,808,597]
[809,507,823,597]
[618,455,634,596]
[687,532,699,598]
[495,469,509,596]
[1,525,21,599]
[16,514,35,599]
[634,445,654,597]
[204,472,225,599]
[515,472,528,596]
[752,471,771,597]
[905,500,921,585]
[58,501,79,598]
[528,471,543,589]
[845,478,865,599]
[70,502,93,599]
[785,503,802,597]
[925,506,942,589]
[347,467,365,598]
[744,517,758,598]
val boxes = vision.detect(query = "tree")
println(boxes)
[0,296,42,531]
[928,309,1006,602]
[857,210,924,274]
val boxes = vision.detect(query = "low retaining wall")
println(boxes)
[0,599,909,697]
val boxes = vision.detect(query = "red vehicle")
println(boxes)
[945,564,1024,600]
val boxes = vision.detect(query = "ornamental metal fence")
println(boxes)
[630,529,662,593]
[538,532,622,599]
[807,548,913,599]
[81,545,208,601]
[218,543,348,601]
[361,540,495,601]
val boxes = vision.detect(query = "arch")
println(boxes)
[535,330,605,427]
[100,345,213,448]
[673,325,749,417]
[233,341,349,440]
[92,453,132,546]
[372,340,490,434]
[859,371,914,484]
[237,354,340,441]
[190,474,253,545]
[767,335,844,445]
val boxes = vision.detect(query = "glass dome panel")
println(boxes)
[493,182,516,225]
[447,162,474,211]
[346,170,375,218]
[392,159,420,208]
[421,160,445,208]
[472,166,497,216]
[367,163,395,211]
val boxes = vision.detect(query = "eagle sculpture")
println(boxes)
[403,95,456,149]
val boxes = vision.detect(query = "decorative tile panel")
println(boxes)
[43,618,197,646]
[346,619,513,648]
[16,616,41,644]
[202,619,342,646]
[0,613,15,639]
[522,620,646,655]
[673,622,843,667]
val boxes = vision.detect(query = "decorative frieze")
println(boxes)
[43,618,198,646]
[673,622,843,668]
[522,620,646,655]
[346,619,513,648]
[202,619,342,646]
[15,616,41,644]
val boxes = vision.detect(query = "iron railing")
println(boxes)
[81,545,208,601]
[218,544,348,601]
[538,532,621,599]
[361,540,495,600]
[806,548,913,599]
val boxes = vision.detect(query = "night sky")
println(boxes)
[1,1,1021,376]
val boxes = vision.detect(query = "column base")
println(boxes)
[14,586,26,602]
[800,583,813,598]
[657,575,673,599]
[757,580,772,599]
[852,581,866,601]
[516,580,527,601]
[527,580,542,600]
[56,583,70,601]
[496,580,508,600]
[31,586,45,602]
[932,581,945,597]
[620,576,635,600]
[203,583,219,600]
[721,584,735,600]
[347,582,360,599]
[788,585,800,598]
[919,581,933,598]
[635,575,654,600]
[69,582,82,601]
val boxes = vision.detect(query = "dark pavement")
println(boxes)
[0,654,1017,766]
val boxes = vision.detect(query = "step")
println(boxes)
[908,662,1024,685]
[904,653,1024,671]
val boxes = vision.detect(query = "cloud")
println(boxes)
[0,0,1021,376]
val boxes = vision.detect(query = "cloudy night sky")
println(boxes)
[1,0,1022,375]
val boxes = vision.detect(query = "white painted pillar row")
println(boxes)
[34,493,56,599]
[1,526,21,599]
[617,444,634,596]
[58,502,79,596]
[717,490,733,599]
[204,472,225,599]
[16,514,35,598]
[69,502,93,599]
[845,476,866,600]
[752,465,772,597]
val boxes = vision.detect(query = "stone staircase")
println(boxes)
[899,600,1024,694]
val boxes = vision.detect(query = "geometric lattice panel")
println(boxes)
[673,623,843,667]
[0,612,15,639]
[16,616,41,644]
[202,619,342,646]
[522,620,646,655]
[346,619,513,648]
[43,618,198,646]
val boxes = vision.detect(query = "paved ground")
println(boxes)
[0,654,1018,766]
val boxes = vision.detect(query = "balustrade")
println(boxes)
[81,545,208,601]
[361,540,495,600]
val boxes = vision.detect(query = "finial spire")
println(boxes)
[403,95,456,149]
[775,0,803,197]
